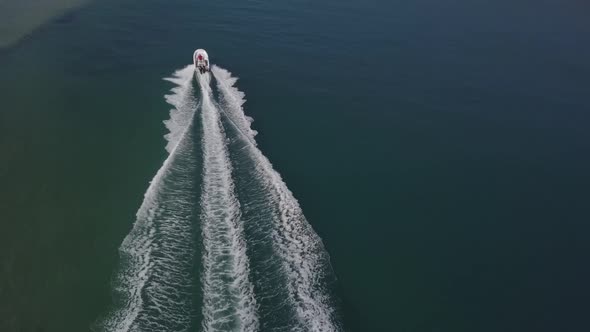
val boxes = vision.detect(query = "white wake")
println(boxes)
[102,65,198,332]
[197,72,259,332]
[212,66,340,332]
[102,64,339,332]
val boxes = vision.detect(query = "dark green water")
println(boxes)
[1,0,589,331]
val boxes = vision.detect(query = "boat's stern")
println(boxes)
[193,49,210,74]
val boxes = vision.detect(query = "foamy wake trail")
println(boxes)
[102,65,198,332]
[212,66,341,332]
[197,73,259,332]
[163,66,199,153]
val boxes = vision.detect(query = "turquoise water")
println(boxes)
[1,0,589,331]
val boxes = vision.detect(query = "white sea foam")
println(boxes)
[197,73,259,332]
[212,66,340,332]
[103,64,338,332]
[163,65,199,152]
[102,65,198,332]
[210,66,258,142]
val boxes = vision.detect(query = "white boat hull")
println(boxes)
[193,49,210,73]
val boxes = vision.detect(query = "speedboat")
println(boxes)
[193,49,210,74]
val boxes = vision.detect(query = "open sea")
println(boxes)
[1,0,589,331]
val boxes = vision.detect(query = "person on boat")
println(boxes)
[197,54,206,73]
